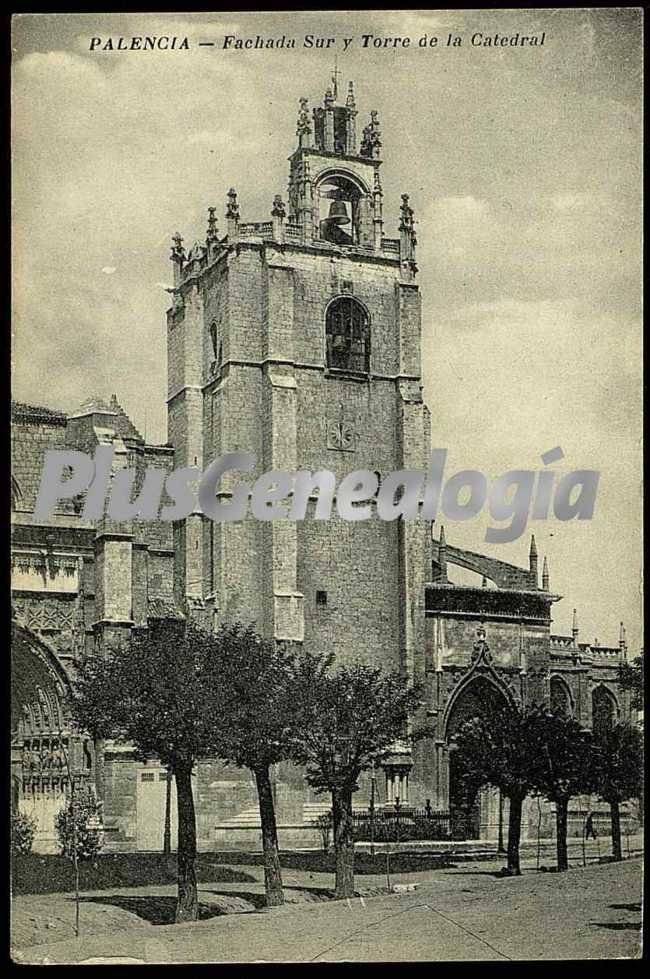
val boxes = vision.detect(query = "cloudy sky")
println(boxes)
[12,10,642,650]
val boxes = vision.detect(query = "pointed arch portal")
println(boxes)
[445,675,511,840]
[11,621,91,851]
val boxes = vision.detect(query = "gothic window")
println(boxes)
[326,297,370,374]
[592,685,618,738]
[550,675,573,716]
[209,322,222,366]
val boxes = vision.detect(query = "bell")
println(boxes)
[327,199,350,225]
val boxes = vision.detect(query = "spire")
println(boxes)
[437,525,448,584]
[331,58,341,101]
[619,621,627,656]
[572,608,579,645]
[346,80,356,109]
[529,534,538,585]
[542,555,549,591]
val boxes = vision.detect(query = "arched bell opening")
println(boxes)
[316,173,367,246]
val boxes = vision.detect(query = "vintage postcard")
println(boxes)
[10,8,643,963]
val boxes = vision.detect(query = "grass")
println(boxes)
[203,849,451,874]
[13,848,452,895]
[11,852,256,896]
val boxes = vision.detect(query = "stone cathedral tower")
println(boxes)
[167,77,432,677]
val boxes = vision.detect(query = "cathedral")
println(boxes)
[11,78,634,852]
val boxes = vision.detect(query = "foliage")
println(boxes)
[11,808,37,856]
[452,701,537,802]
[526,706,595,802]
[591,722,643,805]
[209,625,304,772]
[617,652,644,711]
[290,658,425,795]
[56,792,104,861]
[71,621,222,769]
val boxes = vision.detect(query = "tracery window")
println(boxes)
[326,297,370,374]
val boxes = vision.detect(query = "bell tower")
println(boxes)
[166,77,430,679]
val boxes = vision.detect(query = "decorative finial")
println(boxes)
[170,232,185,262]
[324,86,334,109]
[400,193,415,232]
[619,621,627,650]
[529,534,538,557]
[226,188,240,221]
[206,206,219,244]
[481,575,487,588]
[572,608,579,640]
[297,97,311,138]
[360,110,382,158]
[346,80,356,109]
[439,524,446,547]
[272,194,286,218]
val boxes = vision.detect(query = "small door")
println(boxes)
[136,769,178,852]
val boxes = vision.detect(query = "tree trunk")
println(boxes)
[163,770,172,856]
[555,796,569,872]
[506,792,523,875]
[610,799,623,861]
[254,765,284,906]
[332,786,355,898]
[174,761,198,922]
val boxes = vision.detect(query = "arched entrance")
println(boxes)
[11,621,92,852]
[445,675,511,840]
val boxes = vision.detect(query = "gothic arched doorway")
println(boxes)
[445,676,511,840]
[11,621,90,851]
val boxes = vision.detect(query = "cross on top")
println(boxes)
[331,59,342,100]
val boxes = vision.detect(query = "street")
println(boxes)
[13,856,642,963]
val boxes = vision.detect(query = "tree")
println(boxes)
[56,791,104,861]
[452,701,538,876]
[208,624,307,907]
[527,707,595,872]
[291,659,424,898]
[71,620,221,922]
[591,722,643,861]
[618,651,644,712]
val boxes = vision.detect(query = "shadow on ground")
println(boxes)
[590,922,641,931]
[78,895,226,925]
[78,885,336,924]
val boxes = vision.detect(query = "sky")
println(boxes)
[11,9,643,650]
